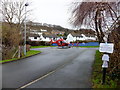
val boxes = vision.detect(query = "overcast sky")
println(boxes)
[27,0,115,29]
[1,0,117,29]
[27,0,75,29]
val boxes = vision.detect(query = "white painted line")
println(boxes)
[16,60,72,90]
[16,50,86,90]
[16,70,56,90]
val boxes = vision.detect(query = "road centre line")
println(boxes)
[16,59,74,90]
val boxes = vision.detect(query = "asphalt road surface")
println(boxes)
[2,47,97,89]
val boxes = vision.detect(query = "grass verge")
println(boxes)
[92,50,118,88]
[0,50,41,63]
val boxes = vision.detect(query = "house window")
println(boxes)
[34,37,37,39]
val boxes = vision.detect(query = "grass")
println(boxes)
[30,46,55,48]
[0,50,41,63]
[92,50,118,88]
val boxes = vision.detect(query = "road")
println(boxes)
[2,47,97,89]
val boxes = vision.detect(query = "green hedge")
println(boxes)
[28,41,50,46]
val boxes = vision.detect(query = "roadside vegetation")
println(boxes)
[0,50,41,63]
[31,46,55,48]
[92,50,119,88]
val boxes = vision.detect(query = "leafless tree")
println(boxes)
[70,1,120,43]
[1,0,31,59]
[1,0,31,31]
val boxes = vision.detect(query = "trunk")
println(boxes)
[95,10,101,43]
[98,11,105,42]
[18,46,20,58]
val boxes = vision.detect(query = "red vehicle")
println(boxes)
[50,38,70,48]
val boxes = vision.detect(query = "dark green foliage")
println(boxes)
[28,41,50,46]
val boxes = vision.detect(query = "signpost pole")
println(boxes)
[99,35,114,85]
[101,36,108,85]
[102,68,107,84]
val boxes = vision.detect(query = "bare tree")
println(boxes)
[70,1,120,43]
[1,0,31,59]
[1,0,31,31]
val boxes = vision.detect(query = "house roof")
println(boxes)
[29,34,39,37]
[42,34,58,38]
[71,33,83,37]
[70,33,96,37]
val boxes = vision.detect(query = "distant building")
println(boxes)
[66,33,96,43]
[29,34,41,41]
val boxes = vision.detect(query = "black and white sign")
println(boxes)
[102,61,108,68]
[102,54,109,61]
[99,43,114,53]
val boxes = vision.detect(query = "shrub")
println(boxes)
[28,41,50,46]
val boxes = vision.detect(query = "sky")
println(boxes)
[27,0,75,29]
[2,0,116,29]
[27,0,116,29]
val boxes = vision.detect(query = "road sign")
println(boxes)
[102,54,109,61]
[99,43,114,53]
[102,61,108,68]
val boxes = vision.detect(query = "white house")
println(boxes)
[66,33,96,42]
[28,34,50,42]
[29,33,97,42]
[28,34,41,41]
[29,34,56,42]
[30,29,42,36]
[66,34,74,43]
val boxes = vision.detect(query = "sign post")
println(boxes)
[102,67,107,84]
[102,56,109,84]
[99,42,114,84]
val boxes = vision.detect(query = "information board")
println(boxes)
[99,43,114,53]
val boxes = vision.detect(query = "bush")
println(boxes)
[28,41,50,46]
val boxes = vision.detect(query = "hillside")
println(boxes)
[27,21,96,36]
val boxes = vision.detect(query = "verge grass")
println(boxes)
[0,50,41,63]
[92,50,118,88]
[31,46,55,48]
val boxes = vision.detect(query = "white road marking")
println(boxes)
[16,59,73,90]
[16,49,87,90]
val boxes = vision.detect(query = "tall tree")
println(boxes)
[1,0,31,59]
[1,0,31,32]
[71,1,120,43]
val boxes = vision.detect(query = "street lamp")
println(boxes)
[24,3,29,55]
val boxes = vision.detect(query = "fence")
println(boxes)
[52,42,99,46]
